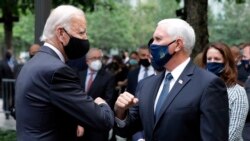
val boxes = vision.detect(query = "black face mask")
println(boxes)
[63,29,90,60]
[5,52,11,60]
[110,62,119,71]
[139,59,151,67]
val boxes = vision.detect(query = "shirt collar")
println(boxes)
[87,68,97,74]
[165,57,191,80]
[44,42,65,63]
[140,65,153,71]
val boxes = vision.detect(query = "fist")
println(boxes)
[114,92,138,119]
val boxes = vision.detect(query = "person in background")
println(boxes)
[114,18,229,141]
[201,42,249,141]
[77,48,115,141]
[0,49,17,119]
[230,45,244,86]
[126,45,154,95]
[106,55,129,94]
[101,55,110,70]
[230,45,242,66]
[238,43,250,86]
[243,77,250,141]
[122,50,130,64]
[29,44,41,58]
[127,51,139,71]
[15,5,114,141]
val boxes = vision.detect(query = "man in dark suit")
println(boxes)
[238,43,250,86]
[77,48,115,141]
[0,49,17,119]
[114,18,229,141]
[243,77,250,140]
[15,5,114,141]
[126,45,155,95]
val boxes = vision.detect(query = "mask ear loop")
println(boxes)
[61,28,74,48]
[62,28,72,38]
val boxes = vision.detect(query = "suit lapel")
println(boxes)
[146,72,165,131]
[154,62,195,125]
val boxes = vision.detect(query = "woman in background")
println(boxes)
[201,42,249,141]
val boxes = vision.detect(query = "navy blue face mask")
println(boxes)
[149,40,176,68]
[241,60,249,66]
[206,62,224,76]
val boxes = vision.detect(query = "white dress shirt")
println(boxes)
[85,68,98,92]
[44,42,65,63]
[138,65,155,82]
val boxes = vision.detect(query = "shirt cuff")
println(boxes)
[115,117,126,128]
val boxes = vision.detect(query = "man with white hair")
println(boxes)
[15,5,114,141]
[114,18,229,140]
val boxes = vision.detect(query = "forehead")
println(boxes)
[153,24,168,38]
[243,46,250,53]
[70,15,86,32]
[207,48,222,56]
[89,50,101,56]
[138,48,149,54]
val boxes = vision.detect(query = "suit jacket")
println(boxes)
[78,68,115,141]
[0,59,16,79]
[117,61,229,141]
[237,64,250,85]
[78,68,115,108]
[243,77,250,140]
[15,46,114,141]
[126,67,140,94]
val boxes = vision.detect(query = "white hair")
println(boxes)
[158,18,196,55]
[40,5,85,41]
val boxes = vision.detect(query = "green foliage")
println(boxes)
[0,129,16,141]
[209,0,250,45]
[86,0,178,52]
[12,10,34,54]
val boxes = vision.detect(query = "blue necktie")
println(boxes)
[155,73,173,120]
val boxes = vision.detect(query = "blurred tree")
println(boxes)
[87,0,178,53]
[176,0,246,57]
[209,0,250,45]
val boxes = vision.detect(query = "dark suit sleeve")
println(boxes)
[115,79,143,137]
[104,74,116,108]
[49,66,114,131]
[200,77,229,141]
[244,78,250,122]
[126,69,139,94]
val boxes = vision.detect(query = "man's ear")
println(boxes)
[174,39,184,52]
[56,27,65,43]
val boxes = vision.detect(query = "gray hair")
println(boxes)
[40,5,85,41]
[86,48,103,59]
[158,18,196,55]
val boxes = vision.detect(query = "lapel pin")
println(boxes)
[178,79,183,84]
